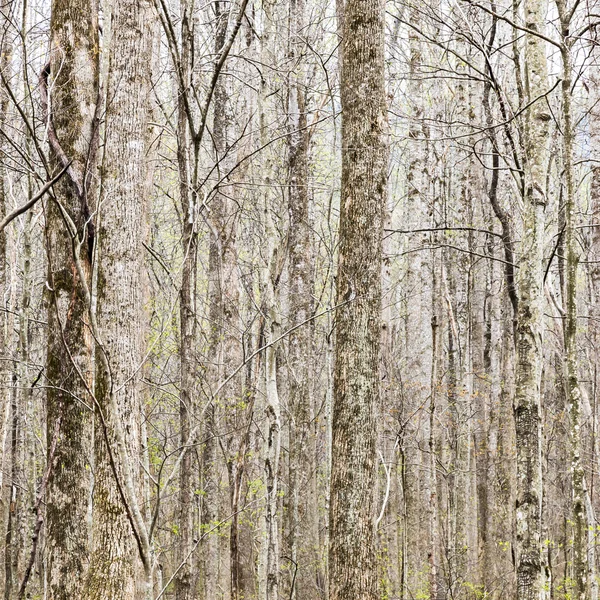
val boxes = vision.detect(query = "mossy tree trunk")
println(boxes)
[328,0,388,597]
[44,0,98,596]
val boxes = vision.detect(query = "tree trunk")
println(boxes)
[286,0,319,596]
[0,9,11,595]
[587,22,600,600]
[555,6,589,596]
[514,0,550,597]
[175,2,195,599]
[203,3,245,599]
[84,0,154,597]
[329,0,388,597]
[44,0,98,596]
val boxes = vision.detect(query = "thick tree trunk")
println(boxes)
[84,1,154,597]
[329,0,388,597]
[44,0,98,596]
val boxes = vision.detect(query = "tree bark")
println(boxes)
[555,5,589,597]
[514,0,551,597]
[204,3,245,599]
[0,8,12,595]
[84,0,154,597]
[175,2,195,599]
[44,0,98,596]
[329,0,388,597]
[286,0,320,596]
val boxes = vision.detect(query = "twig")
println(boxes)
[0,163,71,234]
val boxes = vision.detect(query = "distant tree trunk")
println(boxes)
[444,261,469,596]
[4,328,20,600]
[402,4,430,592]
[0,10,11,595]
[6,201,32,600]
[203,3,245,599]
[587,26,600,600]
[44,0,99,596]
[5,9,34,596]
[84,0,154,597]
[286,0,319,596]
[175,2,195,599]
[514,0,550,597]
[473,230,497,597]
[428,250,442,600]
[555,5,589,597]
[329,0,388,598]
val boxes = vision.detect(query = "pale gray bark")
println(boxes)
[0,6,12,593]
[587,21,600,600]
[286,0,320,596]
[84,0,154,597]
[402,4,430,593]
[556,4,591,597]
[514,0,551,597]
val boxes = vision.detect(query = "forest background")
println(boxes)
[0,0,599,599]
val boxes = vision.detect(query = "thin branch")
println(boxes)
[461,0,562,49]
[0,163,71,233]
[384,226,504,239]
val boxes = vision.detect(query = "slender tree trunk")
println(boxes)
[7,205,32,600]
[428,250,441,600]
[286,0,319,595]
[203,3,245,599]
[587,24,600,600]
[514,0,551,597]
[0,7,11,594]
[255,2,282,598]
[555,6,589,597]
[175,2,195,599]
[329,0,388,597]
[402,4,430,591]
[5,9,34,594]
[260,292,281,600]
